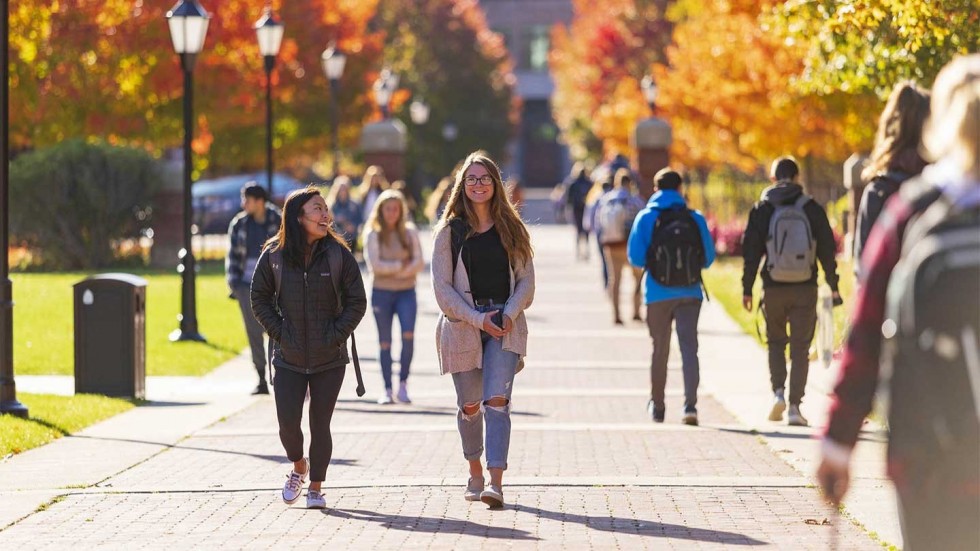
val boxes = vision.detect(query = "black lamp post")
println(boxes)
[166,0,209,343]
[372,67,399,120]
[641,74,659,115]
[254,6,283,198]
[0,0,27,418]
[321,45,346,180]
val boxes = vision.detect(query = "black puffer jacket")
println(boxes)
[251,238,367,374]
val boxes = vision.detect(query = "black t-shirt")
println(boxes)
[462,225,510,302]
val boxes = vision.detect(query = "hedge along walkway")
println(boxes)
[12,262,247,377]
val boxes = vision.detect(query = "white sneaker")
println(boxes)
[787,404,809,427]
[282,458,309,504]
[480,485,504,508]
[306,489,326,509]
[464,477,484,502]
[377,391,394,405]
[768,390,786,421]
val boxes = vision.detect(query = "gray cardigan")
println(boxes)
[431,223,535,375]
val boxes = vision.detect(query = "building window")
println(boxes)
[525,25,550,72]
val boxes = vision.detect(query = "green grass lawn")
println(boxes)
[702,257,855,349]
[12,262,247,376]
[0,392,135,456]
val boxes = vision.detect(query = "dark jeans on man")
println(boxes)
[762,285,817,405]
[233,285,268,384]
[646,298,702,413]
[274,366,346,482]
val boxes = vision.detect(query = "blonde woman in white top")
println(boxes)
[362,189,425,404]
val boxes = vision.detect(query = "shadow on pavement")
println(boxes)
[322,508,539,540]
[514,505,766,545]
[334,403,544,418]
[712,426,886,444]
[71,434,321,465]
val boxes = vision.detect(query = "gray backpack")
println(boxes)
[766,195,815,282]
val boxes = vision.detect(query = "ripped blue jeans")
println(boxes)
[451,301,519,470]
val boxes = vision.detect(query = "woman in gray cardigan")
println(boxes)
[431,152,535,508]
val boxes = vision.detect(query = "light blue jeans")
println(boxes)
[451,301,519,470]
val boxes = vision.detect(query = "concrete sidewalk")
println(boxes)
[0,224,897,549]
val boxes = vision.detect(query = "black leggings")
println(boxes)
[274,367,346,482]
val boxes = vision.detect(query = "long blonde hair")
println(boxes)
[436,152,533,267]
[364,189,412,255]
[355,165,389,199]
[923,54,980,178]
[425,177,453,223]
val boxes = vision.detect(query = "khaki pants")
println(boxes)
[602,243,642,322]
[762,285,817,405]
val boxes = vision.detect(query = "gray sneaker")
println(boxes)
[787,404,809,427]
[768,389,786,421]
[464,477,484,502]
[282,458,309,505]
[480,485,504,508]
[306,489,326,509]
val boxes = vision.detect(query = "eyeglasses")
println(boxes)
[463,175,494,187]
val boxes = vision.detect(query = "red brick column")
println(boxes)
[631,117,672,199]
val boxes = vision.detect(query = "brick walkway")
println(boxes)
[0,223,887,549]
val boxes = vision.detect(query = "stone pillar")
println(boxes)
[631,117,672,199]
[360,119,407,182]
[842,153,869,259]
[149,149,184,269]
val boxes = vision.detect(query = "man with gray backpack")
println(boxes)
[741,157,841,426]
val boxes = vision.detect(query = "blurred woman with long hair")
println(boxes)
[362,189,424,404]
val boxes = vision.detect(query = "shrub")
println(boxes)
[10,140,162,269]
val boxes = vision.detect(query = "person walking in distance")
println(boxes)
[431,152,535,509]
[595,168,646,325]
[853,82,930,269]
[226,182,282,395]
[741,157,841,426]
[564,162,592,260]
[355,165,389,226]
[250,187,367,509]
[628,169,715,425]
[324,175,363,252]
[818,55,980,551]
[362,190,425,405]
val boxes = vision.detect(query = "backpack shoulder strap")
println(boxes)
[793,194,811,209]
[269,249,283,301]
[449,217,469,279]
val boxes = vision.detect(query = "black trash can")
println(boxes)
[74,274,147,399]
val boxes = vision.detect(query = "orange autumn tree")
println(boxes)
[652,0,877,173]
[550,0,672,162]
[9,1,384,176]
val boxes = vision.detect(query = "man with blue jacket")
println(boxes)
[628,169,715,425]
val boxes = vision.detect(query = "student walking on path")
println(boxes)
[596,168,646,325]
[324,175,363,252]
[226,182,282,395]
[431,152,535,509]
[564,162,592,260]
[628,169,715,425]
[250,187,367,509]
[741,157,841,427]
[853,82,930,268]
[362,189,425,405]
[818,55,980,551]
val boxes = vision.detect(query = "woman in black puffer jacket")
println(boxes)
[251,187,366,509]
